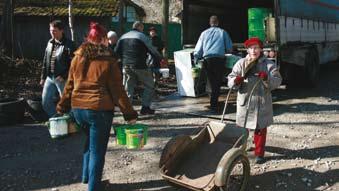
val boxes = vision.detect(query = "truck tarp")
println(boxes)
[279,0,339,22]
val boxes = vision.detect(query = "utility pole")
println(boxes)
[162,0,169,59]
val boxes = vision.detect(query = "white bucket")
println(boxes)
[159,68,169,78]
[48,116,69,139]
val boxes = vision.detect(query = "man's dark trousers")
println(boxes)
[204,57,226,109]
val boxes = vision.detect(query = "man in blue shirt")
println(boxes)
[194,15,233,113]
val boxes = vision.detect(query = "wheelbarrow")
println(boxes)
[159,79,263,191]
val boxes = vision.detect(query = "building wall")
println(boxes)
[112,22,182,58]
[13,16,111,59]
[9,0,183,59]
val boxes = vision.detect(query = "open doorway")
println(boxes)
[182,0,275,45]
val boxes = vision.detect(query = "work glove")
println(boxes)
[160,59,168,68]
[258,71,268,81]
[234,76,244,85]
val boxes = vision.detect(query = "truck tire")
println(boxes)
[0,98,26,126]
[280,62,298,87]
[304,47,319,87]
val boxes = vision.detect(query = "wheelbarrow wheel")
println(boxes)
[219,154,250,191]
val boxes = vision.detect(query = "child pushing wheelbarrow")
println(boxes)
[227,37,282,164]
[159,37,282,191]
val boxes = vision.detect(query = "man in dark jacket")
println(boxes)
[148,27,164,77]
[40,20,75,117]
[149,27,164,56]
[115,21,162,115]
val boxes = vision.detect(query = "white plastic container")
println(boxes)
[48,115,69,139]
[159,68,169,78]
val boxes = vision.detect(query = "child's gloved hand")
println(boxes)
[258,71,268,80]
[234,76,244,85]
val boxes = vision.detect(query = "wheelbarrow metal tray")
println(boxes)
[160,121,248,191]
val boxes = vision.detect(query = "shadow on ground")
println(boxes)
[265,145,339,160]
[104,179,190,191]
[0,124,84,190]
[249,167,339,191]
[103,167,339,191]
[273,102,339,116]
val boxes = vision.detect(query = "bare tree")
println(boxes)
[0,0,15,58]
[50,0,55,21]
[162,0,169,60]
[118,0,125,36]
[68,0,74,41]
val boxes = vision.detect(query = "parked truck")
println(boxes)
[181,0,339,87]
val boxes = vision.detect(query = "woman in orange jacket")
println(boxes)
[57,22,137,191]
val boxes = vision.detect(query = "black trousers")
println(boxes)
[204,57,226,108]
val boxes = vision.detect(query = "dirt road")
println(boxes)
[1,64,338,191]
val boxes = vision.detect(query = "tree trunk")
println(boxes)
[0,0,15,58]
[11,0,15,59]
[118,0,125,36]
[68,0,75,41]
[162,0,169,59]
[50,0,54,21]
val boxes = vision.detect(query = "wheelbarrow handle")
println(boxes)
[220,78,263,126]
[220,85,235,123]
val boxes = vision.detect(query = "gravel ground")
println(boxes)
[0,64,338,191]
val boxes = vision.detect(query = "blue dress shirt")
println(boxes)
[194,26,233,62]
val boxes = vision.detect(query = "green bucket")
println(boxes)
[114,124,148,148]
[125,124,148,149]
[192,67,201,78]
[115,125,127,145]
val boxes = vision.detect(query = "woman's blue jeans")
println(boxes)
[72,109,113,191]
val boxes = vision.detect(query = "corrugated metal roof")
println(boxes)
[0,0,144,17]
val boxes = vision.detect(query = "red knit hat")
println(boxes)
[244,37,263,48]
